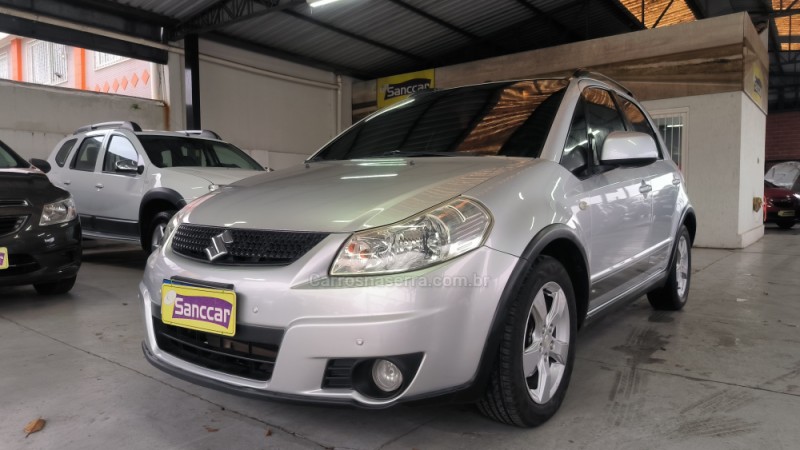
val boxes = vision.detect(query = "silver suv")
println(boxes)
[141,72,695,427]
[45,122,264,251]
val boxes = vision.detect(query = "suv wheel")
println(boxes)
[145,210,176,253]
[647,225,691,310]
[478,255,577,427]
[34,276,77,295]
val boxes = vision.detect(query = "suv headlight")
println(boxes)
[331,197,492,276]
[40,197,77,226]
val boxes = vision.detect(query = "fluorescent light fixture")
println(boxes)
[341,174,398,180]
[308,0,342,7]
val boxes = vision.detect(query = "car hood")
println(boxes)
[184,157,535,233]
[161,167,264,186]
[0,168,67,203]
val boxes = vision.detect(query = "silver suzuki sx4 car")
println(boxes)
[141,71,695,427]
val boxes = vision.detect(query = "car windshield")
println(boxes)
[312,79,569,161]
[0,140,30,169]
[138,136,263,170]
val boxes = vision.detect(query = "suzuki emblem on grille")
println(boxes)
[205,230,234,262]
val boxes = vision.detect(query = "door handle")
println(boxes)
[63,180,71,185]
[639,183,653,194]
[95,183,104,189]
[672,178,681,186]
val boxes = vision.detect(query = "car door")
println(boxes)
[615,93,678,275]
[90,133,145,237]
[63,133,106,232]
[563,86,654,311]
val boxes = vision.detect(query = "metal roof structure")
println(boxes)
[1,0,800,110]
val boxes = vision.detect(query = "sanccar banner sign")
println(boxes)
[377,69,435,108]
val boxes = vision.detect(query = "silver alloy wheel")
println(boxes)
[522,281,570,404]
[675,235,689,298]
[151,223,166,252]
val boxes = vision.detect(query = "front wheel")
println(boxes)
[478,255,577,427]
[143,210,176,253]
[777,220,795,230]
[647,225,691,310]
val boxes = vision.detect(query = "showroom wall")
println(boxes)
[765,111,800,164]
[167,39,352,170]
[644,92,766,248]
[0,79,165,159]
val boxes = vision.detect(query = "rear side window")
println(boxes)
[70,136,103,172]
[54,139,77,167]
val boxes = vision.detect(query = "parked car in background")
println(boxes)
[764,180,799,229]
[141,72,695,427]
[0,140,81,294]
[45,122,266,252]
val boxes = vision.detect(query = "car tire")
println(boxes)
[34,276,77,295]
[144,210,176,253]
[478,255,577,427]
[647,225,691,311]
[777,220,795,229]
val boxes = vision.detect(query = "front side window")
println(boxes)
[137,136,262,170]
[71,136,103,172]
[582,88,626,164]
[29,41,68,86]
[103,136,139,172]
[313,79,569,161]
[615,95,661,156]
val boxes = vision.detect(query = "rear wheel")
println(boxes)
[647,225,691,310]
[478,256,577,427]
[144,210,176,253]
[34,276,76,295]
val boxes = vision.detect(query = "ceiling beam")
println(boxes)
[651,0,675,29]
[171,0,306,40]
[282,9,432,65]
[385,0,507,53]
[607,0,646,30]
[513,0,583,41]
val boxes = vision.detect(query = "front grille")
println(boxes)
[0,216,27,236]
[0,254,39,277]
[0,200,29,207]
[153,318,280,381]
[171,224,329,265]
[322,359,357,389]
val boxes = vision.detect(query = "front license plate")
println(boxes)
[0,247,7,270]
[778,210,796,217]
[161,280,236,336]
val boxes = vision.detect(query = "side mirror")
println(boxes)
[265,166,274,172]
[600,131,658,165]
[137,165,145,175]
[30,158,51,173]
[115,160,139,174]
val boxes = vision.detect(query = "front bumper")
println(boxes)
[140,234,518,406]
[0,219,81,287]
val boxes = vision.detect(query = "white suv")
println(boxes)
[45,122,265,251]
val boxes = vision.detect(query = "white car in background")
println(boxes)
[45,122,265,251]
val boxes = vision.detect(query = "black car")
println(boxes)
[0,140,82,294]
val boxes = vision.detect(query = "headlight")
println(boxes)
[331,197,492,276]
[40,197,77,226]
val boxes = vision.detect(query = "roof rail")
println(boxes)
[73,121,142,134]
[176,130,222,140]
[571,69,633,97]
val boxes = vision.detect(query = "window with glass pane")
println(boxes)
[94,51,126,69]
[0,53,9,79]
[30,41,68,85]
[103,136,139,172]
[653,115,685,169]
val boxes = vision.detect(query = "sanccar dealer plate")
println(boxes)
[778,210,796,217]
[0,247,8,270]
[161,279,236,336]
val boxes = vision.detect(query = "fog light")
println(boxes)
[372,359,403,392]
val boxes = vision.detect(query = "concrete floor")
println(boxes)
[1,227,799,450]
